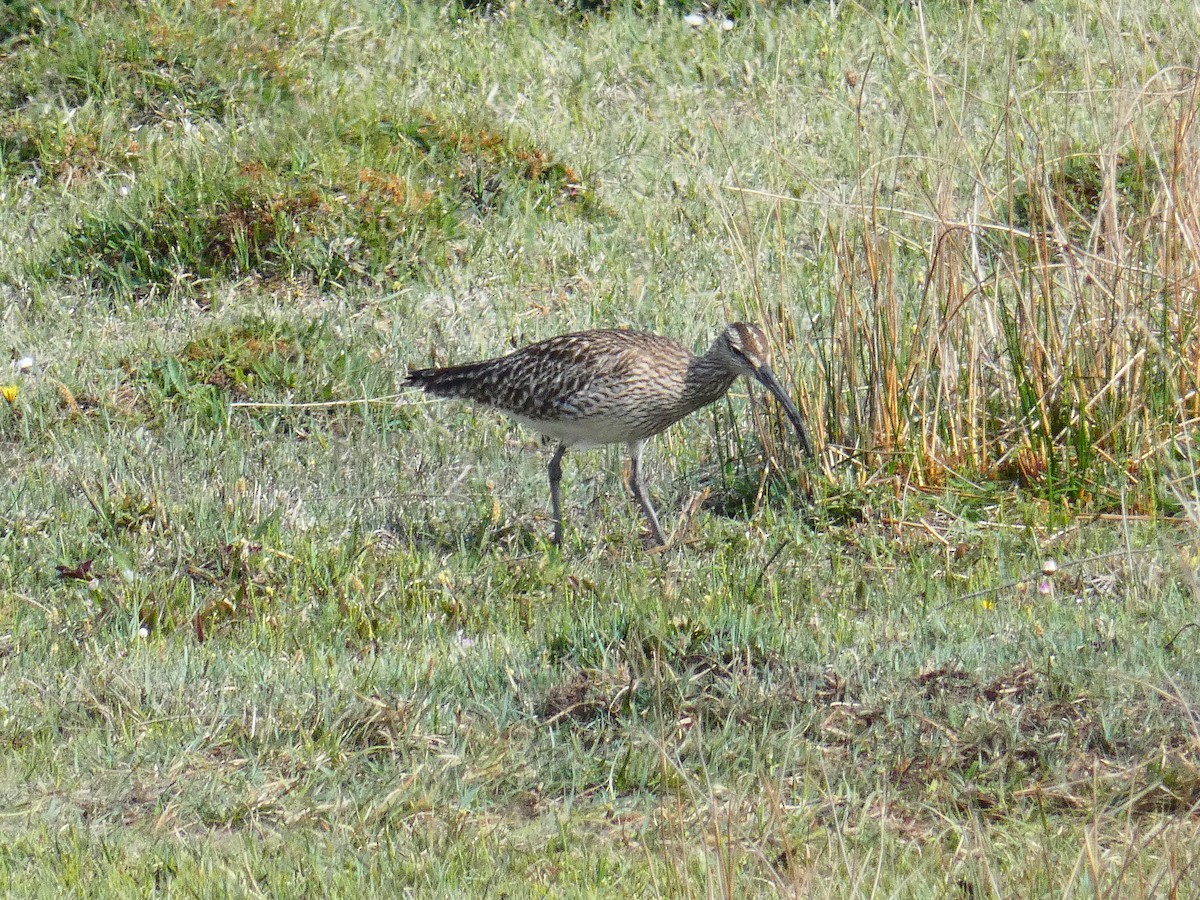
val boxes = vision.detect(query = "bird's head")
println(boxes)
[712,322,814,458]
[714,322,773,378]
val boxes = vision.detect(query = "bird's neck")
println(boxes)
[684,354,738,408]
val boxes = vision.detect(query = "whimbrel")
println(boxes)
[406,322,813,547]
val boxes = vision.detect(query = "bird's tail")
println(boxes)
[405,362,498,404]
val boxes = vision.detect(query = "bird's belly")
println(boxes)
[509,410,673,448]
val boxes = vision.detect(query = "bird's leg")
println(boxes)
[548,443,567,546]
[627,440,667,547]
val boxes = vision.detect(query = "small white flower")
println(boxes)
[683,12,705,27]
[16,355,34,373]
[719,17,734,30]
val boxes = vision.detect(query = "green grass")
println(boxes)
[4,0,1200,895]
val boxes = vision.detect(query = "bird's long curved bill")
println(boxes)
[753,366,814,458]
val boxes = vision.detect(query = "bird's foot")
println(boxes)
[641,528,670,552]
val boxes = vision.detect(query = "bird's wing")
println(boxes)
[497,331,684,420]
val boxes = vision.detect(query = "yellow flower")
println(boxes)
[1,384,17,406]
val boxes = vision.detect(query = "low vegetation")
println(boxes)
[2,0,1200,895]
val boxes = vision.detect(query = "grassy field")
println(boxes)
[4,0,1200,895]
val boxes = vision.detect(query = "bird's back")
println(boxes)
[407,329,699,446]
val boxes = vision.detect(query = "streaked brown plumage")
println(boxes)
[406,322,813,547]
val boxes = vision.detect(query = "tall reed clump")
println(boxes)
[753,70,1199,513]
